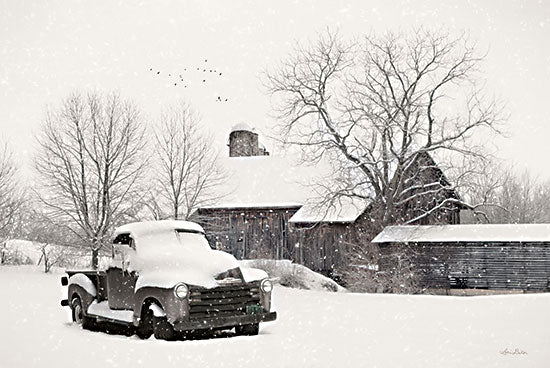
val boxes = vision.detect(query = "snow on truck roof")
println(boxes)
[372,224,550,244]
[114,220,204,238]
[113,220,267,289]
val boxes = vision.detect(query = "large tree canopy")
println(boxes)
[266,29,504,225]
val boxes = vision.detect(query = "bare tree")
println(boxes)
[20,207,73,272]
[266,29,505,227]
[35,92,147,269]
[152,103,226,220]
[464,167,550,224]
[0,144,24,243]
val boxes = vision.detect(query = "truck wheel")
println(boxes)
[235,323,259,336]
[71,297,84,324]
[136,308,154,339]
[153,317,177,341]
[71,297,96,330]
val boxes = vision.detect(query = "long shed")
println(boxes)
[372,224,550,291]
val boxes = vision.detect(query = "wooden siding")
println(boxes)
[194,207,352,277]
[195,207,300,261]
[379,242,550,291]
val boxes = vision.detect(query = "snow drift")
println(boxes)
[239,259,345,292]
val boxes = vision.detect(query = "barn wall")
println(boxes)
[290,223,352,277]
[379,242,550,291]
[195,207,297,259]
[195,207,353,277]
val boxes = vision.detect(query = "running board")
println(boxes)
[87,301,134,325]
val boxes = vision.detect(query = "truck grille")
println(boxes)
[188,284,260,319]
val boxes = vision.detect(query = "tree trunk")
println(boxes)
[91,248,99,270]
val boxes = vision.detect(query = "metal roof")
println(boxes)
[372,224,550,243]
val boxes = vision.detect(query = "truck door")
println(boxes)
[108,233,137,310]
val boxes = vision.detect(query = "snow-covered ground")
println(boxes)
[1,266,549,368]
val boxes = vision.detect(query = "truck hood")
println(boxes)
[131,246,267,291]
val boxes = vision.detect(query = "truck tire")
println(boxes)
[153,317,177,341]
[71,297,96,330]
[235,323,259,336]
[136,307,154,339]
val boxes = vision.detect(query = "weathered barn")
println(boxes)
[195,125,462,279]
[372,224,550,292]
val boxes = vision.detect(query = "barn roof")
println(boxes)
[200,154,369,222]
[203,155,320,209]
[372,224,550,243]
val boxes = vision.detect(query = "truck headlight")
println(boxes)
[260,279,273,293]
[174,283,189,299]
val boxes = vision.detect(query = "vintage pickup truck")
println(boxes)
[60,220,276,340]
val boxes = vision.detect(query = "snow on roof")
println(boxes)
[230,122,254,133]
[209,155,323,209]
[202,151,372,223]
[289,197,368,224]
[114,220,204,238]
[372,224,550,244]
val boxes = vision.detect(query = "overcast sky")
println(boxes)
[1,0,549,179]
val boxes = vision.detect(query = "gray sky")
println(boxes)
[1,0,549,179]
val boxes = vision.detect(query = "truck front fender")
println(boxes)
[134,287,188,325]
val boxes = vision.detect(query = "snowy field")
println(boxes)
[1,266,549,368]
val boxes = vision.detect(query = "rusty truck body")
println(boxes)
[61,220,276,340]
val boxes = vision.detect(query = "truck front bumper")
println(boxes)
[173,311,277,332]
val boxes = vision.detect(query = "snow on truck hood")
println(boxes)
[113,220,268,289]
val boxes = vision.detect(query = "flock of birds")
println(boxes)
[149,59,229,103]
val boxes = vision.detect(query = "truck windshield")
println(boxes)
[175,230,211,250]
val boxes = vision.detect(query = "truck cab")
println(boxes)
[61,220,276,340]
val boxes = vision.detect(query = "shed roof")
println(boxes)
[289,197,368,224]
[372,224,550,243]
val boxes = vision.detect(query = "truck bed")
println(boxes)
[66,270,108,302]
